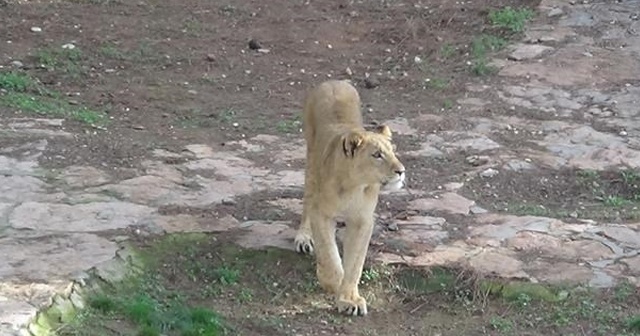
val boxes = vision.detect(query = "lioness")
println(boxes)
[294,80,406,316]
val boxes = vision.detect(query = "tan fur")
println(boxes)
[294,80,406,316]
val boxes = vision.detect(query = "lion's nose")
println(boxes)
[395,169,405,176]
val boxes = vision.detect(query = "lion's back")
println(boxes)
[303,80,363,139]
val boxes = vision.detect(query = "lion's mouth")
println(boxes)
[381,176,405,191]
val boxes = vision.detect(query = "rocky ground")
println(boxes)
[1,0,640,334]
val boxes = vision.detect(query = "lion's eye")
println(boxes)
[372,151,383,159]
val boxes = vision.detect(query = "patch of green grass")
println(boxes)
[0,70,106,125]
[0,71,34,92]
[488,6,535,34]
[276,116,301,133]
[67,273,226,336]
[1,92,106,124]
[36,47,85,77]
[396,267,458,295]
[481,280,563,305]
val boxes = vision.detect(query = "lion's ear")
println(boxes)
[375,125,393,140]
[342,131,365,157]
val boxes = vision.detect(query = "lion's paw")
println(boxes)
[337,295,368,316]
[294,232,314,255]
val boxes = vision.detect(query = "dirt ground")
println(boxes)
[1,0,532,170]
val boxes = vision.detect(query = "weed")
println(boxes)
[87,294,118,313]
[218,108,237,123]
[98,43,126,60]
[276,116,301,133]
[627,315,640,331]
[472,34,508,58]
[215,266,240,285]
[488,6,535,33]
[442,99,454,109]
[578,169,599,180]
[614,281,634,301]
[440,44,456,59]
[469,34,507,76]
[425,77,448,90]
[237,288,254,303]
[489,316,513,332]
[603,195,628,207]
[183,19,205,36]
[511,203,549,217]
[361,267,383,285]
[621,169,640,185]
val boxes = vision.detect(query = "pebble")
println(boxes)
[465,155,489,167]
[619,130,628,136]
[30,26,42,33]
[345,67,353,76]
[363,77,379,89]
[10,60,23,68]
[248,39,262,50]
[62,43,76,50]
[470,205,489,214]
[548,8,564,17]
[480,168,499,178]
[414,56,422,64]
[206,54,216,62]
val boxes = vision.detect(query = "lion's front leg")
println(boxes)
[295,161,316,254]
[336,213,375,316]
[294,209,314,254]
[310,212,343,294]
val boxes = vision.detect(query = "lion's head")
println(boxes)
[341,125,406,191]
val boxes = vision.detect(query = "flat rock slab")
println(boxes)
[0,233,118,282]
[9,201,157,232]
[0,297,37,335]
[509,44,555,61]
